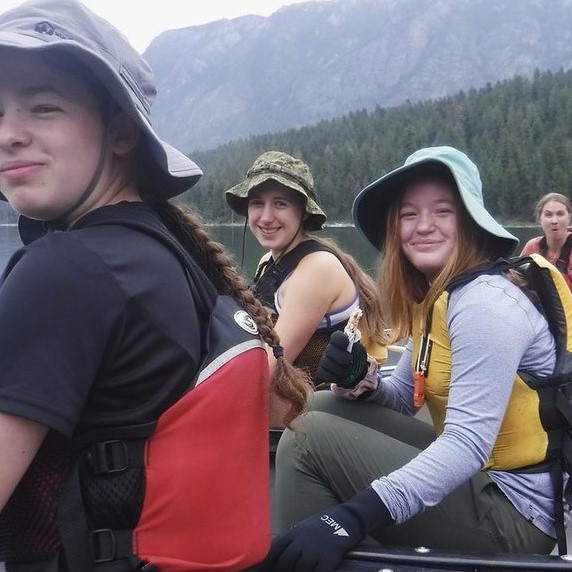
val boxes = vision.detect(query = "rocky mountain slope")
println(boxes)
[145,0,570,153]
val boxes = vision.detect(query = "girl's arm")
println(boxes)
[273,251,356,362]
[0,412,47,511]
[371,276,552,524]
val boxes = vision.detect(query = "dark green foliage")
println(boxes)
[179,67,572,224]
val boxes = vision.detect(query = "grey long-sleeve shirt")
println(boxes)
[368,273,560,537]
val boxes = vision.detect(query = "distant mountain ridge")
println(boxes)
[144,0,572,154]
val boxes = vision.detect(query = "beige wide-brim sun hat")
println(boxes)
[352,146,518,257]
[0,0,202,200]
[225,151,327,231]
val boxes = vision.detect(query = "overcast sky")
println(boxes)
[1,0,332,52]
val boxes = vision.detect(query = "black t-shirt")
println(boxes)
[0,202,202,439]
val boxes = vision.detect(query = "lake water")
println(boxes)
[0,223,540,279]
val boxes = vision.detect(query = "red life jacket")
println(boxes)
[54,217,272,571]
[132,296,270,571]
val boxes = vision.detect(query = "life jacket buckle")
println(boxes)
[87,439,129,475]
[91,528,116,563]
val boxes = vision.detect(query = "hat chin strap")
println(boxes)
[56,123,113,227]
[272,219,305,265]
[237,217,305,272]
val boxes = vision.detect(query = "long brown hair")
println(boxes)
[152,200,312,427]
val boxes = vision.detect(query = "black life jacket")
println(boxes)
[252,239,337,314]
[253,239,348,385]
[447,254,572,556]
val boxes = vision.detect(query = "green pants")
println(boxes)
[274,392,555,554]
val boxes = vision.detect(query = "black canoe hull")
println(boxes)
[337,546,572,571]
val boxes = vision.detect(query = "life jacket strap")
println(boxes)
[91,529,132,563]
[84,439,145,475]
[90,529,160,570]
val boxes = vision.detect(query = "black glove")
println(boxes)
[315,330,369,388]
[260,488,392,572]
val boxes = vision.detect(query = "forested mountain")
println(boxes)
[145,0,572,153]
[0,65,568,226]
[180,67,572,224]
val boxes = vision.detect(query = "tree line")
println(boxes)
[0,66,565,226]
[181,66,572,226]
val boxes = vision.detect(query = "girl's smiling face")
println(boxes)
[0,50,106,222]
[399,180,459,280]
[247,182,306,257]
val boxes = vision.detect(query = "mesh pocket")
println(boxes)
[294,331,330,384]
[78,441,145,530]
[0,440,69,563]
[80,464,145,529]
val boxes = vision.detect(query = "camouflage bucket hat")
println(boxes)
[225,151,327,231]
[0,0,202,199]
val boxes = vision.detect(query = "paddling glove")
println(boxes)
[315,330,369,388]
[260,488,392,572]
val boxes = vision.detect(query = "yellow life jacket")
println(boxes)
[412,253,572,554]
[361,335,389,365]
[412,254,572,472]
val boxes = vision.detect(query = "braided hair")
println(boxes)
[152,201,311,427]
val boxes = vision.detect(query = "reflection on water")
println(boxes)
[0,224,541,280]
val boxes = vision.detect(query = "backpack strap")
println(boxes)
[252,239,337,309]
[445,257,517,293]
[522,365,572,556]
[539,234,572,274]
[105,215,219,308]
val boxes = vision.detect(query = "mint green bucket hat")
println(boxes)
[352,146,518,257]
[225,151,327,231]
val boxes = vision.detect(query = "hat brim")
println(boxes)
[353,158,518,256]
[226,173,326,231]
[0,34,202,199]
